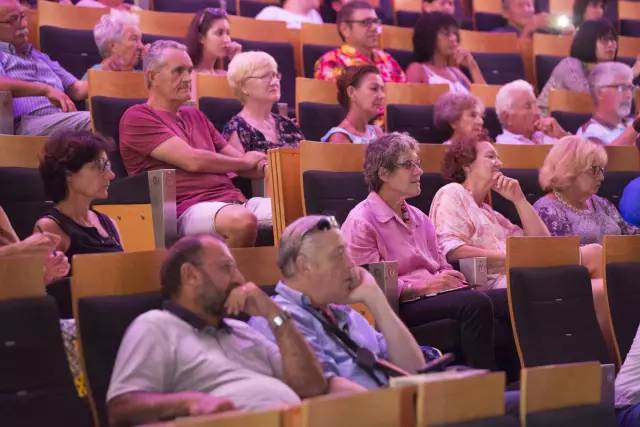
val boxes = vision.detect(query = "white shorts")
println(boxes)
[178,197,272,236]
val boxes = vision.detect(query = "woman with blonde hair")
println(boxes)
[534,136,640,244]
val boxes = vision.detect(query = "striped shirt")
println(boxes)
[0,42,77,121]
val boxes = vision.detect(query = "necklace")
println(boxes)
[400,203,410,225]
[553,190,591,215]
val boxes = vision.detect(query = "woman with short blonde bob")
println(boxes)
[534,136,640,244]
[223,51,303,153]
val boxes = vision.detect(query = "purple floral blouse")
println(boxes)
[533,194,640,244]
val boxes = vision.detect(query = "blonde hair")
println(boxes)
[539,136,608,191]
[226,51,278,104]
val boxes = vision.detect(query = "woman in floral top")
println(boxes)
[223,51,304,153]
[430,137,550,288]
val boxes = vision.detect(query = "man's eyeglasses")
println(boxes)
[599,83,636,93]
[91,158,112,173]
[247,71,282,82]
[198,7,228,30]
[345,18,382,29]
[0,12,26,27]
[396,159,422,170]
[590,165,606,177]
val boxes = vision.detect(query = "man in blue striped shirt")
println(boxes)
[0,0,90,135]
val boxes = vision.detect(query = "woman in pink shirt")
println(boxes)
[341,132,508,371]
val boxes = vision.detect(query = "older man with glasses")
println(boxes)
[578,61,640,146]
[314,0,406,82]
[0,0,90,135]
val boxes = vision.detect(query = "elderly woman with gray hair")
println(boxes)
[577,62,640,145]
[83,9,143,80]
[434,92,486,145]
[341,132,504,371]
[222,51,303,153]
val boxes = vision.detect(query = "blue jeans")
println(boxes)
[617,404,640,427]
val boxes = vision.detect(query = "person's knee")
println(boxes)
[217,207,258,244]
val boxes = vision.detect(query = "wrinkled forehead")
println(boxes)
[0,0,21,18]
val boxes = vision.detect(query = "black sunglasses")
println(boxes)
[300,216,339,241]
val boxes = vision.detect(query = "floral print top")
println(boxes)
[222,113,304,153]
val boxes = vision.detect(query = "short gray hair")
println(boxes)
[142,40,188,88]
[495,79,535,124]
[434,92,484,131]
[93,9,140,58]
[277,215,339,278]
[363,133,418,192]
[588,62,633,100]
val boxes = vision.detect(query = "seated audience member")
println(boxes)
[75,0,131,9]
[0,206,69,283]
[314,1,406,82]
[573,0,606,28]
[406,12,485,90]
[578,62,640,145]
[494,0,568,38]
[256,0,323,29]
[223,51,303,153]
[35,131,123,259]
[185,8,242,76]
[534,136,640,243]
[251,215,426,391]
[119,41,269,247]
[341,133,499,370]
[321,64,384,144]
[430,137,550,288]
[422,0,455,14]
[537,18,618,114]
[83,9,143,80]
[0,0,89,135]
[496,79,568,145]
[434,92,485,144]
[616,325,640,427]
[107,234,327,427]
[620,177,640,226]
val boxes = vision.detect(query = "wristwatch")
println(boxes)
[269,311,291,330]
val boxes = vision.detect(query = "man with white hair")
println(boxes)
[578,62,640,146]
[119,40,270,247]
[0,0,89,135]
[82,9,143,79]
[495,79,569,145]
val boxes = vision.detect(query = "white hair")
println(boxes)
[93,9,140,59]
[495,79,535,124]
[588,62,633,100]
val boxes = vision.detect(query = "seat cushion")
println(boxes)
[396,10,420,27]
[491,169,542,226]
[535,55,563,92]
[39,26,100,79]
[621,19,640,37]
[386,48,413,72]
[298,102,346,142]
[474,13,507,31]
[605,262,640,362]
[303,44,336,78]
[198,97,243,134]
[473,53,525,85]
[509,265,612,367]
[238,0,269,17]
[303,171,368,224]
[598,171,640,208]
[0,167,51,239]
[484,107,502,140]
[386,104,448,143]
[525,404,617,427]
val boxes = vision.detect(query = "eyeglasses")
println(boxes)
[0,12,26,27]
[198,7,228,30]
[91,158,112,173]
[395,159,422,170]
[599,84,636,93]
[590,165,606,177]
[345,18,382,28]
[247,71,282,82]
[300,216,339,242]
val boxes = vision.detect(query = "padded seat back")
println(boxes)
[605,262,640,363]
[0,167,51,239]
[198,97,243,133]
[385,48,413,72]
[525,404,617,427]
[0,296,92,426]
[491,169,542,226]
[535,54,563,92]
[473,53,525,85]
[39,26,100,79]
[474,13,507,31]
[303,44,334,77]
[90,97,147,178]
[298,102,345,142]
[238,0,269,17]
[598,171,640,208]
[78,292,163,427]
[386,104,447,143]
[621,20,640,37]
[484,107,502,139]
[153,0,236,14]
[509,265,612,367]
[551,111,590,135]
[441,415,520,427]
[396,10,420,27]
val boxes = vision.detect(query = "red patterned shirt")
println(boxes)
[314,44,406,83]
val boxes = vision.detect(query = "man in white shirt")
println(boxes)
[107,234,327,426]
[256,0,323,29]
[578,62,640,146]
[615,324,640,427]
[495,79,568,145]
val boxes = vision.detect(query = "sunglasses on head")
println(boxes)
[198,7,228,30]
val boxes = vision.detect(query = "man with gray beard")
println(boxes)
[578,62,640,146]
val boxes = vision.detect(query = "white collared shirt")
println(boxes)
[576,117,631,145]
[495,128,557,145]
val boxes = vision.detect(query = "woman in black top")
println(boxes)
[35,130,123,260]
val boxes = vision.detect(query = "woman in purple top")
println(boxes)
[341,132,513,372]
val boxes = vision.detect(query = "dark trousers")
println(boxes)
[617,404,640,427]
[399,288,497,370]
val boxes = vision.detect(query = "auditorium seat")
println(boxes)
[459,31,525,85]
[39,27,100,80]
[603,235,640,367]
[598,171,640,208]
[153,0,237,15]
[520,362,617,427]
[550,111,590,135]
[532,33,572,92]
[619,1,640,36]
[474,12,507,31]
[300,23,341,77]
[295,78,344,141]
[507,237,613,368]
[381,25,413,71]
[238,0,270,17]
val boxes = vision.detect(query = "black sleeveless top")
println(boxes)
[45,207,123,260]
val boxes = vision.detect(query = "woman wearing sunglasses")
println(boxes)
[35,130,123,261]
[185,7,242,76]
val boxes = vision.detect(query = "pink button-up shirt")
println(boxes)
[341,192,451,293]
